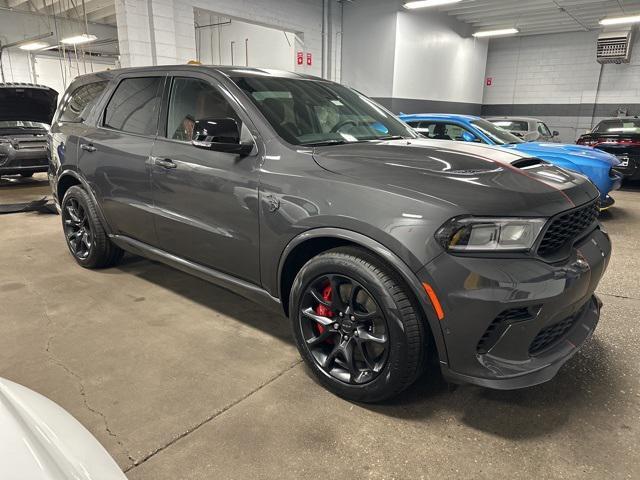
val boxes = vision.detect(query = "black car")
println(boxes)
[577,117,640,180]
[0,83,57,179]
[49,66,610,402]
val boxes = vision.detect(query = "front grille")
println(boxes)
[528,304,587,355]
[537,200,599,258]
[477,306,539,354]
[16,138,46,150]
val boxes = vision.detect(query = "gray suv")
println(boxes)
[49,66,610,402]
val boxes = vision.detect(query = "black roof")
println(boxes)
[71,64,323,85]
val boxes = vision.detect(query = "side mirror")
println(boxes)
[552,130,559,137]
[191,117,253,155]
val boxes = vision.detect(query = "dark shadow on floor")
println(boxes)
[98,255,294,345]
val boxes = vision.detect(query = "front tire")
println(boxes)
[20,172,34,178]
[290,246,426,402]
[61,185,124,268]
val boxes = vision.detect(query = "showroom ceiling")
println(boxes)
[1,0,117,26]
[437,0,640,36]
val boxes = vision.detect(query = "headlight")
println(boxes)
[435,217,546,252]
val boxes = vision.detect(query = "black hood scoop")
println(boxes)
[0,83,58,124]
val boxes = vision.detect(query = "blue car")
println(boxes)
[400,114,622,209]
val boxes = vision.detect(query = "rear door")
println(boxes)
[150,72,261,283]
[77,73,165,245]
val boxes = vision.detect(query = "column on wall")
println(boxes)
[115,0,196,67]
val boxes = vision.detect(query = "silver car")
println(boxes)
[486,116,560,142]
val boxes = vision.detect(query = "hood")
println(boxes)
[0,84,58,124]
[0,378,126,480]
[312,138,598,217]
[507,142,620,167]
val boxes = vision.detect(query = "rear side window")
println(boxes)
[103,77,163,135]
[59,81,108,122]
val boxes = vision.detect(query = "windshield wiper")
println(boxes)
[301,139,349,147]
[374,135,406,140]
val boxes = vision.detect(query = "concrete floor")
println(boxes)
[1,173,638,479]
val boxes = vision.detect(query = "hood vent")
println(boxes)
[511,158,546,169]
[597,29,634,64]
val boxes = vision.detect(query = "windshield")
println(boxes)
[0,120,49,129]
[472,119,522,145]
[231,76,417,145]
[593,119,640,134]
[488,119,528,132]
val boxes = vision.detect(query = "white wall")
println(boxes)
[341,0,488,113]
[195,14,296,71]
[116,0,341,80]
[341,0,399,98]
[482,30,640,141]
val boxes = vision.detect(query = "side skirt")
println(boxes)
[109,235,282,314]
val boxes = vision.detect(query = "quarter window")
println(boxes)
[166,77,242,142]
[59,81,108,123]
[103,77,163,135]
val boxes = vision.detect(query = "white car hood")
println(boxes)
[0,378,126,480]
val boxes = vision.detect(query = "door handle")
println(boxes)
[80,143,96,153]
[151,156,177,169]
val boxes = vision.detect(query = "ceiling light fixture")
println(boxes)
[472,28,519,38]
[60,34,98,45]
[599,14,640,26]
[19,41,50,51]
[404,0,462,9]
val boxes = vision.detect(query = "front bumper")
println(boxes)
[0,145,48,175]
[420,227,610,389]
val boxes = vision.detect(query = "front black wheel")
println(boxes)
[290,246,426,402]
[61,186,124,268]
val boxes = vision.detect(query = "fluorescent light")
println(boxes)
[404,0,462,9]
[600,14,640,26]
[473,28,519,38]
[60,34,97,45]
[19,41,49,51]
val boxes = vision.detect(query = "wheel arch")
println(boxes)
[56,170,113,235]
[277,228,448,364]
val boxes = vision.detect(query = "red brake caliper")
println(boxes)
[314,284,333,336]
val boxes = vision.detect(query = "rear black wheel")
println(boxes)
[290,246,426,402]
[20,172,34,178]
[61,186,124,268]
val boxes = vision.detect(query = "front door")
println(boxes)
[78,74,164,246]
[150,74,261,284]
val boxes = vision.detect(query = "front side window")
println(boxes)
[166,77,243,142]
[59,81,108,123]
[103,77,163,135]
[231,76,416,146]
[537,122,552,136]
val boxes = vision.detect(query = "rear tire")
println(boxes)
[61,185,124,269]
[290,246,426,403]
[20,172,34,178]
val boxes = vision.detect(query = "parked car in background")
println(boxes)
[0,377,126,480]
[577,117,640,181]
[49,66,610,402]
[486,116,560,142]
[0,83,57,179]
[401,114,622,209]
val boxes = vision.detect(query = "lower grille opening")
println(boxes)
[528,304,587,356]
[477,306,540,355]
